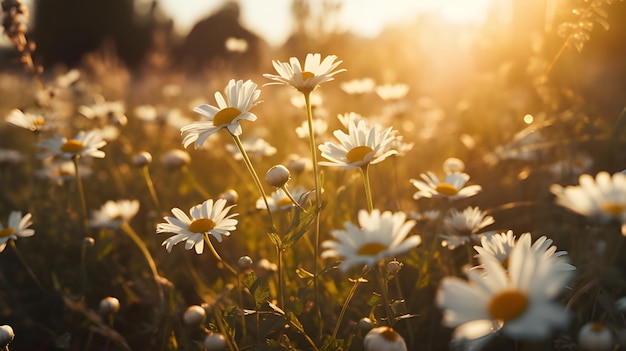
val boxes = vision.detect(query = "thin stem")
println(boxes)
[376,264,394,326]
[120,222,164,301]
[141,165,161,210]
[359,165,374,212]
[181,165,211,200]
[332,267,369,339]
[229,133,275,228]
[72,156,89,234]
[304,92,323,336]
[9,240,44,291]
[202,233,238,277]
[277,245,285,308]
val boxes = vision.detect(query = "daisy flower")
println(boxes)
[438,233,576,343]
[37,130,107,160]
[340,77,376,95]
[410,171,482,201]
[263,53,346,94]
[321,209,421,272]
[318,119,397,170]
[0,211,35,252]
[578,322,613,351]
[89,199,140,229]
[181,79,261,149]
[6,109,48,132]
[550,171,626,234]
[474,232,575,273]
[295,118,328,139]
[375,83,409,101]
[441,207,495,250]
[157,199,238,254]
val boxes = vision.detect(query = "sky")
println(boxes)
[157,0,495,47]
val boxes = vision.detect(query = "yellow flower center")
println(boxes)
[346,146,373,163]
[601,202,626,216]
[591,322,605,332]
[488,290,528,322]
[0,227,15,238]
[435,182,459,196]
[34,117,46,126]
[301,71,315,81]
[357,242,387,256]
[379,327,399,341]
[188,218,216,233]
[60,139,84,153]
[213,107,242,126]
[277,197,293,207]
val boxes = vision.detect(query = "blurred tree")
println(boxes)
[32,0,160,68]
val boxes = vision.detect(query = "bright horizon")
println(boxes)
[157,0,497,47]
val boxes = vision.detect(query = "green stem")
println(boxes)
[304,92,323,336]
[359,165,374,212]
[277,245,285,309]
[376,264,394,326]
[9,240,44,291]
[229,133,275,228]
[120,222,164,301]
[141,165,161,210]
[202,234,238,277]
[181,165,211,200]
[332,267,368,339]
[72,156,89,234]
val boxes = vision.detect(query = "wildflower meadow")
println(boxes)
[1,0,626,350]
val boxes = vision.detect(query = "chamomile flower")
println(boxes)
[321,209,421,272]
[0,211,35,252]
[474,231,574,274]
[37,130,107,160]
[6,109,48,132]
[340,77,376,95]
[263,53,346,94]
[578,322,613,351]
[224,137,277,161]
[375,83,409,101]
[295,118,328,139]
[182,79,261,149]
[441,207,495,250]
[438,233,576,342]
[410,171,481,201]
[550,172,626,234]
[89,199,140,229]
[318,119,397,170]
[157,199,238,254]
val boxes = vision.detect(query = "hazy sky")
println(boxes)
[157,0,494,47]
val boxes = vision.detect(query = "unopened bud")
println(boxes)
[99,296,120,315]
[387,260,402,274]
[183,305,206,326]
[238,256,253,270]
[358,317,374,332]
[218,189,239,206]
[204,332,227,351]
[133,151,153,167]
[265,165,290,188]
[0,325,14,347]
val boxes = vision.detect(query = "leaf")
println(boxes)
[367,292,382,307]
[267,231,282,247]
[282,198,318,249]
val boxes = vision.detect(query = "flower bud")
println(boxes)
[160,149,190,169]
[265,165,290,188]
[218,189,239,206]
[364,326,407,351]
[238,256,253,270]
[204,332,227,351]
[358,317,374,332]
[387,260,402,274]
[443,157,465,173]
[133,151,153,167]
[0,325,14,347]
[285,154,311,176]
[578,322,613,351]
[99,296,120,315]
[82,236,95,248]
[183,305,206,326]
